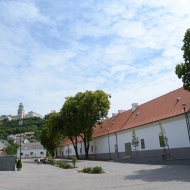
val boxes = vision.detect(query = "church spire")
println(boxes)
[18,103,25,119]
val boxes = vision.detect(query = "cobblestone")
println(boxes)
[0,159,190,189]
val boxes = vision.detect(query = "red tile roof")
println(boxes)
[60,87,190,146]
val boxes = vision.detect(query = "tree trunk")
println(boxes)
[79,134,91,159]
[70,137,79,159]
[73,145,79,159]
[51,151,55,158]
[83,138,90,159]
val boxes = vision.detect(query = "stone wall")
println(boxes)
[0,156,16,171]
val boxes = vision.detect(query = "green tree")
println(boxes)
[40,112,63,157]
[159,121,168,148]
[175,28,190,91]
[6,139,19,155]
[0,117,45,140]
[60,96,81,159]
[60,90,110,159]
[6,146,15,155]
[131,129,139,150]
[78,90,110,159]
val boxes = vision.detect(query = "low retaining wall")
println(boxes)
[115,156,190,165]
[0,156,16,171]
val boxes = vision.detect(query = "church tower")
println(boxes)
[18,103,25,119]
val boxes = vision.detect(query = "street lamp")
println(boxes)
[19,119,23,160]
[182,103,190,142]
[107,127,111,160]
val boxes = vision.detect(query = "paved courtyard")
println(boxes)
[0,159,190,190]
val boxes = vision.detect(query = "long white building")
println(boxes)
[59,87,190,160]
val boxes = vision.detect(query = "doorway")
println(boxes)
[125,142,132,157]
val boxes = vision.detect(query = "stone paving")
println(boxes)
[0,159,190,190]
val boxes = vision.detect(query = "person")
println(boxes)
[37,158,41,165]
[43,157,48,164]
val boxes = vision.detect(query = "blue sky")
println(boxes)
[0,0,189,117]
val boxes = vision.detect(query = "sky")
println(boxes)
[0,0,189,117]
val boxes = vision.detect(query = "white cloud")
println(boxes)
[0,0,189,117]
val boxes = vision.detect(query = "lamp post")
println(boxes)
[107,127,111,160]
[19,119,23,160]
[182,103,190,142]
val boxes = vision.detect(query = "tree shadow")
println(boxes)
[124,165,190,182]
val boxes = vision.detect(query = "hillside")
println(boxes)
[0,117,45,140]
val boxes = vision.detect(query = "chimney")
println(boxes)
[112,113,118,117]
[118,110,126,113]
[132,103,138,112]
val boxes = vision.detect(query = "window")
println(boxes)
[141,139,145,149]
[21,152,23,156]
[40,152,44,155]
[91,145,93,152]
[80,148,82,153]
[30,152,33,155]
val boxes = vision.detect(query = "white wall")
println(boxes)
[92,115,190,155]
[62,144,76,157]
[61,115,190,158]
[17,148,46,158]
[110,115,190,153]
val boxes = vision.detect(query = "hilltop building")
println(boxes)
[0,103,43,120]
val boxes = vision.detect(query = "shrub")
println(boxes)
[56,160,64,167]
[56,161,73,169]
[50,158,55,166]
[72,157,77,168]
[92,166,104,174]
[62,163,72,169]
[81,166,104,174]
[16,159,22,169]
[82,167,93,173]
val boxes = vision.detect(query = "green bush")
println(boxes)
[92,166,104,174]
[56,161,73,169]
[56,160,64,167]
[50,158,55,166]
[63,163,72,169]
[82,166,104,174]
[72,157,77,168]
[82,167,93,173]
[16,159,22,169]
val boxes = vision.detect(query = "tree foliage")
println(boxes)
[175,28,190,91]
[6,139,19,155]
[60,90,110,159]
[131,129,139,150]
[60,96,81,159]
[40,112,63,157]
[158,121,168,148]
[0,117,44,140]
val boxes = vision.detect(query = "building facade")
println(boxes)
[17,142,46,158]
[59,87,190,160]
